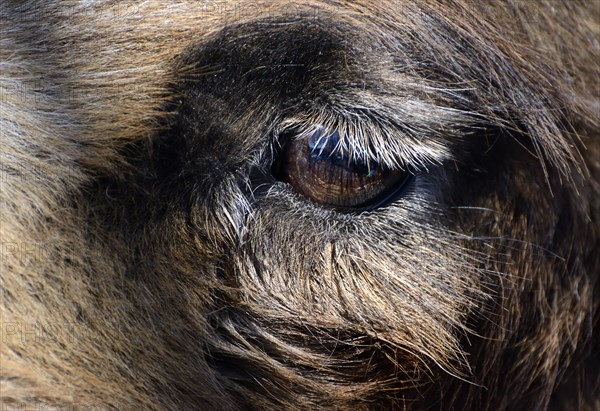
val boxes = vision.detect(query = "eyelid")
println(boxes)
[277,111,450,173]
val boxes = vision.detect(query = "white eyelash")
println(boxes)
[277,106,456,171]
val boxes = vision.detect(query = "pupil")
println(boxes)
[307,128,378,176]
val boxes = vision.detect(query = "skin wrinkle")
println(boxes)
[1,1,598,410]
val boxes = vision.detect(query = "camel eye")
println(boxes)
[275,127,412,211]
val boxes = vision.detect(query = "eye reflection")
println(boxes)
[307,129,379,177]
[275,127,412,211]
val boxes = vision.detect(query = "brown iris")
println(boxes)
[276,127,411,210]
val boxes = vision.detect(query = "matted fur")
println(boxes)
[0,1,598,410]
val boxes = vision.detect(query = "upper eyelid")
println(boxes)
[275,110,453,171]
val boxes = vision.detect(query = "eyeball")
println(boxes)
[274,127,412,211]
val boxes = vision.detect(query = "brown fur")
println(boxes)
[1,1,598,410]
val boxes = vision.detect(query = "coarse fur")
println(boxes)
[0,1,598,410]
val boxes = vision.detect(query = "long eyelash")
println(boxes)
[276,108,455,172]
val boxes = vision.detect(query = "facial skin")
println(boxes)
[1,1,598,410]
